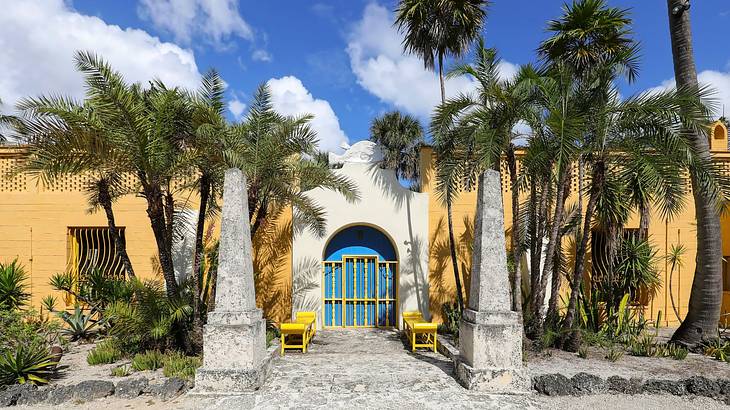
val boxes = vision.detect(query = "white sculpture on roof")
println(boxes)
[328,140,384,165]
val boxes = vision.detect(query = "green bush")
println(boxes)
[131,350,165,371]
[578,345,589,359]
[0,344,57,386]
[628,335,658,357]
[162,351,201,380]
[0,260,30,311]
[703,339,730,363]
[667,344,688,360]
[87,340,122,365]
[438,302,461,339]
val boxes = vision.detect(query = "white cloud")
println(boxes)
[0,0,201,111]
[252,49,273,62]
[267,76,349,153]
[228,98,246,119]
[346,3,517,119]
[648,70,730,118]
[138,0,253,47]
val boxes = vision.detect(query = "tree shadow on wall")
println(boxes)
[429,215,473,322]
[253,216,294,323]
[291,256,321,317]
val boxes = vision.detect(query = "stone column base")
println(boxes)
[456,309,528,393]
[455,357,529,393]
[191,310,269,394]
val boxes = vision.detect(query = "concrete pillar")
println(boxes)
[456,170,528,393]
[194,168,270,394]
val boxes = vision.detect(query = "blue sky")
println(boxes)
[3,0,730,152]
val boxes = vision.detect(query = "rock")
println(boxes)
[45,385,75,405]
[16,386,48,406]
[643,379,686,396]
[571,372,605,394]
[685,376,719,397]
[606,376,643,395]
[73,380,115,401]
[717,379,730,396]
[0,384,35,406]
[115,377,149,399]
[148,377,188,400]
[533,374,576,396]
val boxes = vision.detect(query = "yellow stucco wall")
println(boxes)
[0,147,293,321]
[420,121,730,326]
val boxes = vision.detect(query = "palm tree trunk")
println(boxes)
[447,199,465,312]
[191,173,210,351]
[546,180,571,323]
[144,182,178,297]
[507,145,522,312]
[97,179,135,278]
[667,0,723,345]
[563,161,605,351]
[532,165,570,337]
[438,52,446,104]
[638,202,650,241]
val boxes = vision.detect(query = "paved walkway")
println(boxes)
[206,328,535,409]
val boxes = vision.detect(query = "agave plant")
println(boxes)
[58,305,101,341]
[0,260,30,311]
[0,344,57,385]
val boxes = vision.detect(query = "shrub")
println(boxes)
[266,321,280,348]
[162,351,201,380]
[58,305,102,341]
[0,344,57,386]
[0,260,30,311]
[87,340,122,365]
[105,280,191,353]
[110,365,131,377]
[629,334,658,357]
[131,350,164,371]
[578,345,589,359]
[439,302,461,339]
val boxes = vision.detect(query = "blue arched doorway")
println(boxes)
[322,225,397,328]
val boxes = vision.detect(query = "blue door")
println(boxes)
[322,225,397,328]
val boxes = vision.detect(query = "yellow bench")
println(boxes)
[280,311,316,356]
[402,310,438,352]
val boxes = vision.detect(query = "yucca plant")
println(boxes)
[86,339,122,365]
[162,351,201,380]
[0,259,30,311]
[131,350,164,371]
[58,305,101,341]
[0,344,57,386]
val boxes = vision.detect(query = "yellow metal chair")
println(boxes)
[402,310,437,352]
[280,311,317,356]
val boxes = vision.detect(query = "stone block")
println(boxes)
[458,310,523,371]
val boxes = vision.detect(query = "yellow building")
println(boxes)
[1,124,729,327]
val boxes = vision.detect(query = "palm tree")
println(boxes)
[369,111,424,184]
[667,0,725,346]
[225,84,359,240]
[431,40,537,313]
[395,0,489,103]
[396,0,488,311]
[69,51,193,297]
[12,96,136,278]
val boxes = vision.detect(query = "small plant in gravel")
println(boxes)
[629,334,658,357]
[110,365,131,377]
[131,350,165,371]
[87,340,122,365]
[162,351,201,380]
[666,344,688,360]
[702,338,730,363]
[577,345,589,359]
[605,346,623,362]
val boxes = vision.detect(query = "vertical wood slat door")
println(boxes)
[323,257,397,328]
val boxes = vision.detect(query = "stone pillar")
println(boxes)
[194,168,269,394]
[456,170,528,393]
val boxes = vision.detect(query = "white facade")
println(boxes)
[292,142,431,329]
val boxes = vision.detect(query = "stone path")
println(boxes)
[203,328,535,409]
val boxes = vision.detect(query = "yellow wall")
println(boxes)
[0,147,293,321]
[420,121,730,326]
